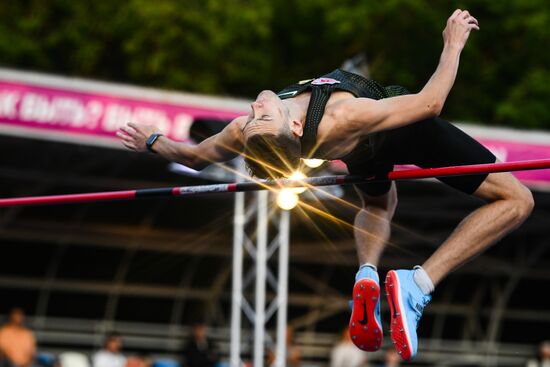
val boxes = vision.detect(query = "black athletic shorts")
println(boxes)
[346,117,497,197]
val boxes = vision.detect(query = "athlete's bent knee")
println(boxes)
[355,183,398,216]
[501,184,534,229]
[512,185,534,222]
[475,173,534,224]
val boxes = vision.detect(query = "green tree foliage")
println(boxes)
[0,0,548,129]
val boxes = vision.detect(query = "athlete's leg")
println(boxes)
[349,183,397,351]
[385,171,533,361]
[354,182,398,267]
[422,171,534,285]
[382,116,533,360]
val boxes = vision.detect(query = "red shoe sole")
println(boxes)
[348,278,382,351]
[385,270,413,360]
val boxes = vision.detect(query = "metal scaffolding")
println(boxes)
[230,188,290,367]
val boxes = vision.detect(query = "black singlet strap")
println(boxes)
[301,84,337,157]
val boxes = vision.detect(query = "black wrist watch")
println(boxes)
[146,133,163,153]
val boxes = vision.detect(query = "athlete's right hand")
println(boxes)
[442,9,479,50]
[117,122,161,152]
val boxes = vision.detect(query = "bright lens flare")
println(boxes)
[303,158,325,168]
[288,171,307,194]
[277,188,299,210]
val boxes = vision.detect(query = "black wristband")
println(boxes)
[146,133,163,153]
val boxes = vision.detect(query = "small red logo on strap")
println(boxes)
[311,77,341,85]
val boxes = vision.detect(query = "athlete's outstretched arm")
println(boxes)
[117,116,246,170]
[342,9,479,134]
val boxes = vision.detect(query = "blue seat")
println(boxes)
[36,352,56,367]
[152,359,181,367]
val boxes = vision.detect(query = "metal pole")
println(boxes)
[230,190,246,367]
[254,191,268,367]
[275,209,290,367]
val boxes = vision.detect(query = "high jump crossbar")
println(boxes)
[1,159,549,208]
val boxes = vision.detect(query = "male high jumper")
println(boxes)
[118,10,534,360]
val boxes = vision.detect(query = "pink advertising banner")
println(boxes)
[479,139,550,188]
[0,80,243,142]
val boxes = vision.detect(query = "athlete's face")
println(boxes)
[242,90,290,140]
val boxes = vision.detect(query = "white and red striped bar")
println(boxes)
[1,159,549,208]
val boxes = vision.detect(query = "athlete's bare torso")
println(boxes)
[306,90,367,159]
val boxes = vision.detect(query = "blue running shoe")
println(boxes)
[385,269,431,360]
[349,266,383,351]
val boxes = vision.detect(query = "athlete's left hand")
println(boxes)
[443,9,480,50]
[117,122,161,152]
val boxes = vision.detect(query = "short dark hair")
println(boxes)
[244,131,301,179]
[104,331,121,344]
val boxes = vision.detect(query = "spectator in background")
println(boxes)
[183,324,218,367]
[284,326,301,367]
[330,328,367,367]
[0,308,36,367]
[266,326,301,367]
[526,341,550,367]
[125,355,152,367]
[92,332,126,367]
